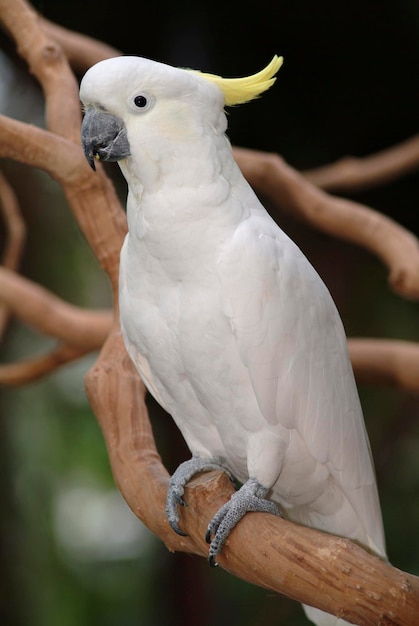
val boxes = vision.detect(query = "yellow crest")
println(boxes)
[191,55,283,106]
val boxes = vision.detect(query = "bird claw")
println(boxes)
[167,493,188,535]
[165,482,189,536]
[205,477,282,566]
[168,519,188,537]
[165,456,231,537]
[174,492,187,507]
[166,462,281,564]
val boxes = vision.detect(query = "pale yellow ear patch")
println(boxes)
[190,55,283,106]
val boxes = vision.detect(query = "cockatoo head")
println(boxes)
[80,55,283,170]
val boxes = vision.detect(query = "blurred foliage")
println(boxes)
[1,1,419,624]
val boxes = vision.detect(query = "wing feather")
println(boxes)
[217,209,386,556]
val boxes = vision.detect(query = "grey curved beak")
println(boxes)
[81,106,131,170]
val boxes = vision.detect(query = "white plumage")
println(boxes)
[80,55,386,626]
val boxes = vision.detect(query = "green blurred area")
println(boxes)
[1,1,419,624]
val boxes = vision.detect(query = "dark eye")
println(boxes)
[129,92,154,113]
[134,95,148,108]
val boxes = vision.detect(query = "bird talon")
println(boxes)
[175,494,187,507]
[165,456,233,540]
[169,520,188,537]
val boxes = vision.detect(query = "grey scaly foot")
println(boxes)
[205,477,282,567]
[165,456,233,536]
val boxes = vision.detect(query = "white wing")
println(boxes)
[217,205,386,557]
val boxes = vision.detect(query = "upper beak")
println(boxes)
[81,106,131,170]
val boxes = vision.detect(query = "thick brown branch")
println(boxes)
[0,0,81,141]
[233,147,419,300]
[0,115,126,287]
[0,342,92,385]
[0,3,125,288]
[0,266,112,348]
[0,114,81,180]
[303,135,419,193]
[61,169,127,291]
[85,328,419,626]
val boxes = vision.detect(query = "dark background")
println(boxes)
[43,0,419,231]
[1,1,419,625]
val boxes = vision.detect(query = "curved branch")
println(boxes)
[61,170,127,292]
[0,342,92,386]
[0,0,81,141]
[0,170,25,271]
[0,1,126,289]
[40,17,121,73]
[303,134,419,193]
[0,114,81,180]
[349,338,419,392]
[85,328,419,626]
[0,266,112,349]
[233,147,419,300]
[0,169,26,336]
[0,115,126,286]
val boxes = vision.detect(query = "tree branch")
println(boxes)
[0,342,92,385]
[0,169,25,336]
[0,0,81,141]
[233,147,419,300]
[40,16,121,72]
[85,328,419,626]
[302,134,419,193]
[0,114,125,287]
[349,338,419,392]
[0,266,112,349]
[0,265,112,384]
[0,114,79,179]
[0,170,25,273]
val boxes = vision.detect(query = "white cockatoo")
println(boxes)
[80,55,386,626]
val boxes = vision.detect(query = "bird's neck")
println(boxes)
[120,133,252,276]
[122,129,233,190]
[121,133,248,239]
